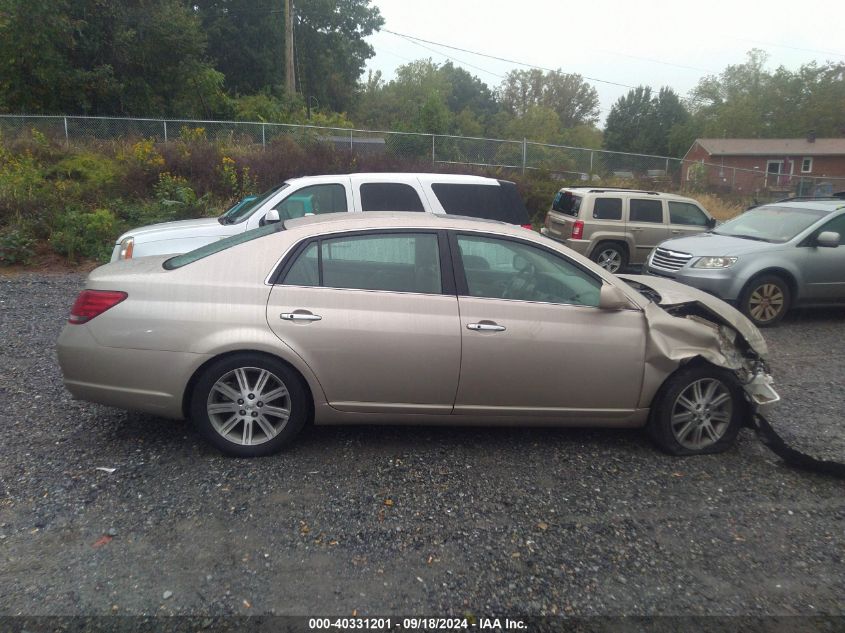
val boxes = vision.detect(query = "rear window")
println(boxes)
[163,222,284,270]
[430,181,529,224]
[552,191,582,217]
[592,198,622,220]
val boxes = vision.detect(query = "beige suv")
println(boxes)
[541,188,715,272]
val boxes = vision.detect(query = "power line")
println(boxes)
[382,29,635,89]
[389,34,506,80]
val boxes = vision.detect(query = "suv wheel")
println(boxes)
[739,275,791,327]
[591,242,627,273]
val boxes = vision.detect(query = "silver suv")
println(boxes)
[644,199,845,326]
[541,187,715,272]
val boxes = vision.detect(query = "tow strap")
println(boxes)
[749,413,845,479]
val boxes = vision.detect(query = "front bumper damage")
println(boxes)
[619,275,780,412]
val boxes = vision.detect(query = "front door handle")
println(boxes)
[467,322,506,332]
[670,229,682,234]
[280,312,322,322]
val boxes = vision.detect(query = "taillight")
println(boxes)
[69,290,128,324]
[571,220,585,240]
[521,223,533,230]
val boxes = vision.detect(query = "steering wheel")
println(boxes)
[502,254,537,300]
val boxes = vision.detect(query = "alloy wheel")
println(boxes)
[748,283,785,324]
[206,367,291,446]
[596,248,623,272]
[670,378,733,451]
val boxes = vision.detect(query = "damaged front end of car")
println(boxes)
[619,275,780,414]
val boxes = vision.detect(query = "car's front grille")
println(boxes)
[650,247,693,272]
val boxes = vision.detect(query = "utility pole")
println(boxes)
[284,0,296,96]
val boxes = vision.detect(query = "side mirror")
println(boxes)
[263,209,281,225]
[599,283,631,310]
[817,231,840,248]
[707,217,717,229]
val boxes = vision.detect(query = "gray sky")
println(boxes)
[364,0,845,125]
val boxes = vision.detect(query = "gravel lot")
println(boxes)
[0,272,843,618]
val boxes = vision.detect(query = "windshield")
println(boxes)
[712,205,828,243]
[163,222,285,270]
[219,183,289,224]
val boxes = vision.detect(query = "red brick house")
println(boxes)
[681,137,845,196]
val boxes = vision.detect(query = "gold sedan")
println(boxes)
[57,213,779,457]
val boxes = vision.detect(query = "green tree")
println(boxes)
[0,0,227,116]
[294,0,384,113]
[498,69,600,127]
[683,49,845,139]
[603,86,690,156]
[194,0,284,97]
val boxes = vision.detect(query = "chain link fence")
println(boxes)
[3,114,844,199]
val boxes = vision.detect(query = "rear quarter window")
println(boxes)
[592,198,622,220]
[431,182,529,225]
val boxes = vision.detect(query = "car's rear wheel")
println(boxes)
[647,364,746,456]
[591,242,627,273]
[740,275,791,327]
[190,354,308,457]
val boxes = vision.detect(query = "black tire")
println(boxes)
[590,242,628,273]
[190,353,309,457]
[739,274,791,327]
[647,364,747,456]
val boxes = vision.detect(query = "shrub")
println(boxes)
[0,227,35,266]
[47,152,124,200]
[50,208,118,263]
[0,143,50,224]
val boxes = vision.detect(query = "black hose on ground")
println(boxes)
[750,413,845,479]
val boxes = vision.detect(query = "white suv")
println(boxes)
[111,173,531,261]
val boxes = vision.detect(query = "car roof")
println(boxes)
[556,187,700,202]
[284,211,511,233]
[761,199,845,213]
[286,173,502,186]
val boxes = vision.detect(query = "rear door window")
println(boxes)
[668,201,708,226]
[629,199,664,223]
[592,198,622,220]
[283,233,442,294]
[360,183,425,212]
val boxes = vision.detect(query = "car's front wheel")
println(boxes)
[739,274,791,327]
[647,364,746,456]
[190,353,309,457]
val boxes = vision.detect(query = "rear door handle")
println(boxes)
[467,322,506,332]
[280,312,322,322]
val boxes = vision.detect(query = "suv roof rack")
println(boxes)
[562,187,662,195]
[773,196,845,203]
